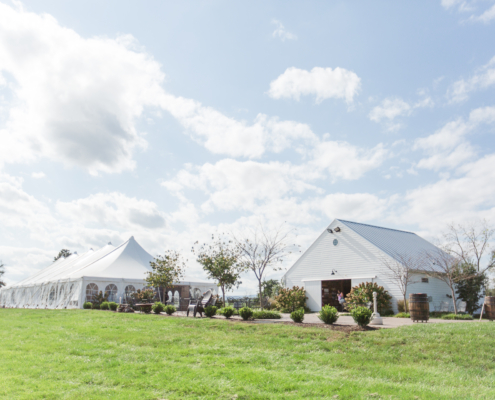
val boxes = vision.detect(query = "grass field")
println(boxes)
[0,309,494,399]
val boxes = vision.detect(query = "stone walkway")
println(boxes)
[172,311,478,328]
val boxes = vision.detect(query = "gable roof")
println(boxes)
[337,219,441,267]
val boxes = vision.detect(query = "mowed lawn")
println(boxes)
[0,310,494,400]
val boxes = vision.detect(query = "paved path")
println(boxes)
[174,311,477,328]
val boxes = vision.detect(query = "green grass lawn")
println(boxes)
[0,310,494,399]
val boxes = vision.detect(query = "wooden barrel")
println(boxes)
[409,293,429,322]
[485,296,495,321]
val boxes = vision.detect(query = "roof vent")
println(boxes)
[334,227,341,232]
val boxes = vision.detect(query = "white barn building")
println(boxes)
[283,219,453,313]
[0,236,216,310]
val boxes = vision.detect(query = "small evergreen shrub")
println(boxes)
[318,305,339,324]
[441,313,473,320]
[100,302,110,310]
[290,308,305,323]
[108,302,118,311]
[163,305,176,315]
[83,302,92,309]
[91,302,100,310]
[394,312,410,318]
[204,305,217,318]
[220,306,235,319]
[253,310,282,319]
[351,306,373,327]
[239,307,253,321]
[152,302,165,314]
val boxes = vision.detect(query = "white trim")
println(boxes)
[302,275,377,282]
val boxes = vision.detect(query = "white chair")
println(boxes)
[440,301,449,312]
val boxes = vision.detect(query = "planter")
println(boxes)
[409,293,429,323]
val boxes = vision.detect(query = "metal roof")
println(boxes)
[337,219,441,267]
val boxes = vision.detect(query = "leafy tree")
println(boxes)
[262,279,282,298]
[0,261,5,287]
[193,235,244,306]
[146,251,186,302]
[54,249,72,262]
[454,263,487,314]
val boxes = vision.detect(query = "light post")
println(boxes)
[370,291,383,325]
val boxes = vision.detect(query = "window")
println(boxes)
[124,285,136,303]
[105,284,118,302]
[421,277,429,283]
[174,290,180,307]
[86,283,98,302]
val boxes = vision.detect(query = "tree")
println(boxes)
[233,224,298,310]
[381,253,419,313]
[444,219,494,272]
[262,279,282,298]
[454,262,488,314]
[0,261,5,287]
[146,251,186,302]
[345,282,392,313]
[54,249,71,262]
[193,235,244,306]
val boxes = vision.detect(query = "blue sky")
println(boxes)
[1,0,495,291]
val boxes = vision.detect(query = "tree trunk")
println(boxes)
[259,280,263,310]
[222,284,226,308]
[451,287,458,314]
[403,293,407,313]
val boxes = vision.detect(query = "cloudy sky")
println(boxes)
[1,1,495,291]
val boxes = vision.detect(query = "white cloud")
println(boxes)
[0,3,166,175]
[267,67,361,104]
[369,98,411,122]
[474,3,495,22]
[271,19,297,41]
[414,106,495,170]
[447,56,495,102]
[31,172,45,179]
[316,193,392,222]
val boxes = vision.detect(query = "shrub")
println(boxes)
[220,306,235,319]
[239,307,253,321]
[83,302,92,309]
[253,310,282,319]
[394,312,410,318]
[100,302,110,310]
[109,302,118,311]
[275,286,307,313]
[163,305,176,315]
[204,305,217,318]
[346,282,392,313]
[131,288,156,303]
[351,306,373,327]
[441,313,473,320]
[290,308,305,323]
[91,302,100,310]
[318,305,339,324]
[152,302,165,314]
[381,309,395,317]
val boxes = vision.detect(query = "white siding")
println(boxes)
[304,280,321,311]
[285,219,453,312]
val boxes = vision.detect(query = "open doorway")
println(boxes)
[321,279,351,311]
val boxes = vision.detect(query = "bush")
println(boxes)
[91,302,100,310]
[109,302,118,311]
[394,312,410,318]
[163,305,176,315]
[220,306,235,319]
[275,286,307,313]
[290,308,305,323]
[346,282,392,313]
[239,307,253,321]
[204,305,217,318]
[100,302,110,310]
[381,309,395,317]
[318,305,339,324]
[441,313,473,320]
[351,306,373,327]
[253,310,281,319]
[152,302,165,314]
[83,302,92,309]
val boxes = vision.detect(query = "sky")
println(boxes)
[1,0,495,292]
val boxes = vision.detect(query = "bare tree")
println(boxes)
[444,219,494,272]
[232,224,297,310]
[381,253,419,313]
[0,261,5,287]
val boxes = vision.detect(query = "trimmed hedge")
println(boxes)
[239,307,253,321]
[290,308,305,323]
[219,306,235,319]
[253,310,281,319]
[164,305,176,315]
[318,305,339,324]
[394,312,410,318]
[441,313,473,320]
[204,305,217,318]
[109,302,118,311]
[351,306,372,327]
[83,302,92,309]
[152,302,165,314]
[100,302,110,310]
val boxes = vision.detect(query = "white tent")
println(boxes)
[0,237,215,309]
